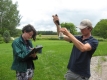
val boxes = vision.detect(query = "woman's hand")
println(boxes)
[30,53,37,58]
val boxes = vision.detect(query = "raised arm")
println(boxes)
[52,14,71,42]
[52,15,93,52]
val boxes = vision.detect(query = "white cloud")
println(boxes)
[12,0,107,31]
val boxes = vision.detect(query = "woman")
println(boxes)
[11,24,38,80]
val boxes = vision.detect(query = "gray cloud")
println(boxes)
[34,9,106,31]
[17,8,107,32]
[57,9,105,26]
[14,0,107,32]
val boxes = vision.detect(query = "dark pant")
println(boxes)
[64,70,89,80]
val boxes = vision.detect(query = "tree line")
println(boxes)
[0,0,107,43]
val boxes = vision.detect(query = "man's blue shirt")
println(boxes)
[67,36,98,78]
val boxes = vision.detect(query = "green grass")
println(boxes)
[93,42,107,56]
[37,35,58,38]
[0,40,107,80]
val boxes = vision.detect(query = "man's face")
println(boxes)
[80,27,90,36]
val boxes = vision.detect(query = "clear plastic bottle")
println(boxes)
[55,15,64,39]
[59,26,63,39]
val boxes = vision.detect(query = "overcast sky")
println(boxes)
[12,0,107,32]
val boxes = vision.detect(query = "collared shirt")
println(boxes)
[21,36,34,69]
[67,36,99,78]
[11,36,38,72]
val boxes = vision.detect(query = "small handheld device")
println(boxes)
[23,46,43,61]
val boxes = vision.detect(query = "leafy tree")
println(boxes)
[0,0,21,36]
[3,30,11,43]
[92,19,107,39]
[61,22,77,35]
[11,28,22,37]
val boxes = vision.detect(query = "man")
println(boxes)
[52,14,98,80]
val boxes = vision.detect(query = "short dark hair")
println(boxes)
[22,24,37,41]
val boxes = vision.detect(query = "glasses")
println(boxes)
[27,32,33,37]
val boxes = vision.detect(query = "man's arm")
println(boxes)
[52,14,71,42]
[52,14,92,52]
[60,28,92,52]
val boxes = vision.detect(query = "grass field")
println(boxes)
[0,40,107,80]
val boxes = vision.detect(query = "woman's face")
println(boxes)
[24,31,33,40]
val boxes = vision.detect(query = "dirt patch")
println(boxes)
[90,56,107,80]
[101,62,107,80]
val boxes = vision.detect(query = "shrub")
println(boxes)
[39,33,42,37]
[0,34,4,44]
[97,38,105,41]
[3,30,11,43]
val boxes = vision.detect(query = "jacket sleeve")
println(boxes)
[12,40,31,61]
[25,56,38,61]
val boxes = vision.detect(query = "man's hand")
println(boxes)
[60,28,71,37]
[52,14,60,25]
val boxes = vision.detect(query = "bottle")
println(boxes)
[58,26,63,40]
[55,14,63,39]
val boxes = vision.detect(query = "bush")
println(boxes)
[39,33,42,37]
[36,37,59,40]
[0,34,4,44]
[96,38,107,41]
[3,30,11,43]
